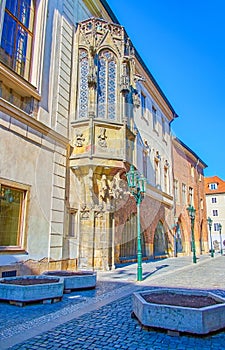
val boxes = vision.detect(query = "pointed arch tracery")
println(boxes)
[77,49,89,119]
[97,50,117,120]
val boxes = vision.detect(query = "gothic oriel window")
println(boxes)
[0,0,35,80]
[97,50,117,120]
[77,49,89,118]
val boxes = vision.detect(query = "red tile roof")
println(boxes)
[205,176,225,194]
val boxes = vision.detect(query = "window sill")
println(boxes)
[0,247,28,254]
[0,62,41,100]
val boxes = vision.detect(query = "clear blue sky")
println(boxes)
[106,0,225,179]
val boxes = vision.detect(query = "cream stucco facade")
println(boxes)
[0,0,208,275]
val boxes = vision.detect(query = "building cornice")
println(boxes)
[0,98,68,146]
[173,136,207,169]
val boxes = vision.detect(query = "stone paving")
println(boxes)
[1,254,225,349]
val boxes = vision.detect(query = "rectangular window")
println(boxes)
[68,212,77,238]
[0,181,28,248]
[152,106,157,130]
[213,210,218,216]
[0,0,35,80]
[188,187,193,205]
[214,223,220,231]
[209,183,218,190]
[182,183,186,205]
[174,179,179,202]
[143,151,147,178]
[162,117,166,140]
[154,160,160,188]
[164,167,168,193]
[212,197,217,203]
[141,92,146,117]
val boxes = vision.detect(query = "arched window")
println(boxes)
[77,49,89,118]
[0,0,35,80]
[97,50,117,120]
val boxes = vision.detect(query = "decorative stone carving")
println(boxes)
[75,130,85,147]
[120,62,130,93]
[88,63,97,89]
[81,211,90,219]
[132,91,140,109]
[165,160,169,168]
[88,45,97,89]
[99,174,108,204]
[98,128,107,148]
[109,172,125,200]
[95,211,104,219]
[155,151,161,161]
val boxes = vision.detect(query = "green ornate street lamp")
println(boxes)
[126,165,146,281]
[218,223,223,255]
[207,217,214,258]
[187,205,197,263]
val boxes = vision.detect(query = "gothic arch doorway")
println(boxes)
[153,221,168,257]
[119,214,146,260]
[175,222,184,255]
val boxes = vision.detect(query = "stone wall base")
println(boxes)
[0,258,78,277]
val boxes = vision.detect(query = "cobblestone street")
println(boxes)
[1,255,225,349]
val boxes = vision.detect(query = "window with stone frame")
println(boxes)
[162,116,166,142]
[97,50,117,120]
[152,106,157,131]
[174,179,179,203]
[181,183,187,205]
[141,92,146,117]
[188,187,193,205]
[164,166,169,193]
[143,150,147,178]
[68,211,78,238]
[0,181,28,248]
[0,0,35,80]
[154,158,160,188]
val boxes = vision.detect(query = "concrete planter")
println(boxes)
[43,271,97,292]
[0,275,64,305]
[133,289,225,334]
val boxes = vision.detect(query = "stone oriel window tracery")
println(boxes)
[78,49,89,118]
[97,50,117,120]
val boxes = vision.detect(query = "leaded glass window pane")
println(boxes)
[0,0,35,80]
[0,185,24,246]
[78,49,89,118]
[97,50,117,120]
[108,60,116,119]
[98,58,106,119]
